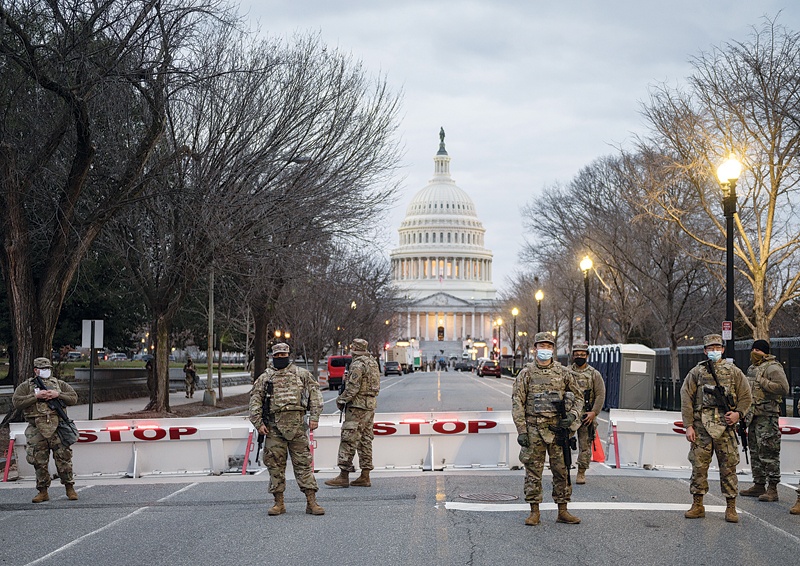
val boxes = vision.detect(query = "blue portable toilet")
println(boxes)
[589,344,656,410]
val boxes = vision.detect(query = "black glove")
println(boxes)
[557,414,575,429]
[517,433,530,447]
[336,400,346,412]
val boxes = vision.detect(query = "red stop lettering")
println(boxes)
[432,421,466,434]
[468,420,497,433]
[133,427,167,441]
[401,421,429,434]
[373,422,396,436]
[78,430,97,443]
[169,426,197,440]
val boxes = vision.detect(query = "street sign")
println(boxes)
[722,321,732,340]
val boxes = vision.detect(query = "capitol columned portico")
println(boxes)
[389,129,497,362]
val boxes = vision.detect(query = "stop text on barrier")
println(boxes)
[373,420,498,436]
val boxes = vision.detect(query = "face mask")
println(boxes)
[750,351,765,365]
[707,351,722,362]
[573,357,587,366]
[536,349,553,362]
[38,369,52,378]
[272,357,290,370]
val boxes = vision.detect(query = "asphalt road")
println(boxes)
[2,369,799,566]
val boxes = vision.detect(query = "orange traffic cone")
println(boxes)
[591,435,605,463]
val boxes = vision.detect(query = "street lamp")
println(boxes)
[496,317,503,360]
[511,308,519,373]
[580,255,593,342]
[535,289,544,332]
[717,154,742,361]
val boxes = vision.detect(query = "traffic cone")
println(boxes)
[591,435,605,463]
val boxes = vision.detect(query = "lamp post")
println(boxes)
[511,308,519,373]
[717,155,742,361]
[580,256,593,343]
[535,289,543,332]
[496,317,503,360]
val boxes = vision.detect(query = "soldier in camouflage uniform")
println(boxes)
[680,334,751,523]
[11,357,79,503]
[325,338,381,488]
[183,356,197,398]
[249,343,324,516]
[512,332,583,526]
[739,339,789,503]
[570,342,606,485]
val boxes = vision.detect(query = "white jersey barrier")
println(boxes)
[609,409,800,473]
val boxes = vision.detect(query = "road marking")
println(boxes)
[443,501,731,513]
[323,373,407,410]
[23,483,199,566]
[470,375,512,398]
[438,374,441,402]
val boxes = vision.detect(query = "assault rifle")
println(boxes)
[255,380,273,462]
[33,374,79,446]
[705,360,749,464]
[583,389,596,444]
[338,369,349,423]
[551,398,578,486]
[33,374,71,424]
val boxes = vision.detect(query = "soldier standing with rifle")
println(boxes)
[739,339,789,504]
[11,357,79,503]
[680,334,751,523]
[249,343,324,516]
[512,332,583,526]
[570,342,605,485]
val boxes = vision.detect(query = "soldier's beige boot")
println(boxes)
[724,498,738,523]
[576,468,586,485]
[740,483,766,497]
[684,494,705,518]
[65,484,78,501]
[789,495,800,515]
[32,489,49,503]
[556,503,581,524]
[267,493,286,515]
[758,483,779,502]
[324,471,350,488]
[350,470,371,487]
[304,490,325,515]
[524,503,540,526]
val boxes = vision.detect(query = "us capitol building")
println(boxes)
[389,129,497,362]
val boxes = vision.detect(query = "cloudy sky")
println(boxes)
[236,1,799,289]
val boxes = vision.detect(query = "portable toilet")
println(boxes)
[589,343,656,410]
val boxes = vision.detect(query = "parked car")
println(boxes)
[384,360,402,376]
[454,360,474,372]
[477,360,501,377]
[66,351,83,362]
[326,355,352,391]
[108,353,128,362]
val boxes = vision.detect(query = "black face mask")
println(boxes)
[272,357,290,370]
[573,357,587,366]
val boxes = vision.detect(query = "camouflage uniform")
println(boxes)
[512,354,583,505]
[183,359,197,398]
[335,342,380,473]
[570,344,605,473]
[680,344,751,499]
[249,358,322,495]
[12,362,78,492]
[745,353,788,488]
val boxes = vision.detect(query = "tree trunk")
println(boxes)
[155,316,172,413]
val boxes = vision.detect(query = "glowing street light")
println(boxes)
[717,154,742,361]
[580,255,593,342]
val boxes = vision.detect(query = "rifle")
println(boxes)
[33,374,79,446]
[551,398,578,486]
[583,389,596,444]
[338,369,348,423]
[33,375,71,424]
[705,360,749,464]
[255,380,273,463]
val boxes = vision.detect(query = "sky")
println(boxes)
[235,1,800,291]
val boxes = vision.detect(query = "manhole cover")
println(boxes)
[458,493,518,501]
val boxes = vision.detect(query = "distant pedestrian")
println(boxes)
[569,342,605,485]
[325,339,381,488]
[680,334,751,523]
[739,339,789,503]
[183,357,197,398]
[11,357,79,503]
[249,342,324,515]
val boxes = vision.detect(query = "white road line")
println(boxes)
[470,375,512,398]
[23,482,199,566]
[739,508,800,544]
[323,373,408,410]
[444,501,731,513]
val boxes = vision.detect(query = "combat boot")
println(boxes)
[556,503,581,524]
[267,493,286,516]
[725,498,738,523]
[304,490,325,515]
[758,483,779,502]
[740,483,766,497]
[65,484,78,500]
[789,495,800,515]
[684,494,705,518]
[324,471,350,488]
[524,503,540,526]
[576,468,586,485]
[31,489,49,503]
[350,470,371,487]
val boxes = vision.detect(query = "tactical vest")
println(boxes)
[21,376,64,421]
[266,365,308,413]
[356,356,380,397]
[747,357,783,415]
[692,361,739,411]
[522,362,570,417]
[572,365,595,408]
